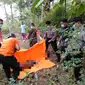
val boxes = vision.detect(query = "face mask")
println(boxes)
[73,24,75,28]
[73,24,78,29]
[61,24,64,28]
[0,24,3,28]
[31,26,33,28]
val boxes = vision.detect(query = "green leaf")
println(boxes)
[59,0,65,4]
[76,3,85,16]
[31,0,45,13]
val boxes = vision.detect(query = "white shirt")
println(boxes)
[21,24,26,33]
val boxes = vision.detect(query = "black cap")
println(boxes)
[60,18,67,22]
[8,33,16,38]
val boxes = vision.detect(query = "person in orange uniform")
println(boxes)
[0,33,37,82]
[0,33,21,81]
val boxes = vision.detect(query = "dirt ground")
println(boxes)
[0,33,71,85]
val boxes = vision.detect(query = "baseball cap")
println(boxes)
[8,33,16,38]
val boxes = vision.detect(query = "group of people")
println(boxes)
[57,17,85,82]
[0,16,85,83]
[41,17,85,82]
[0,21,42,83]
[0,20,58,82]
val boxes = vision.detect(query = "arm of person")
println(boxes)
[44,31,47,39]
[48,29,57,42]
[58,36,62,42]
[15,43,20,51]
[36,29,43,41]
[82,32,85,41]
[15,39,20,51]
[49,31,57,42]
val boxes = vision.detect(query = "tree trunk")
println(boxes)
[43,0,51,16]
[19,8,23,21]
[3,3,11,32]
[10,4,14,22]
[26,0,31,10]
[3,3,9,21]
[65,0,67,18]
[52,0,54,6]
[41,4,44,21]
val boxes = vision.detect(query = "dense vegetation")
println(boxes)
[0,0,85,85]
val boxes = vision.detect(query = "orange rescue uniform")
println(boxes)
[0,38,19,56]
